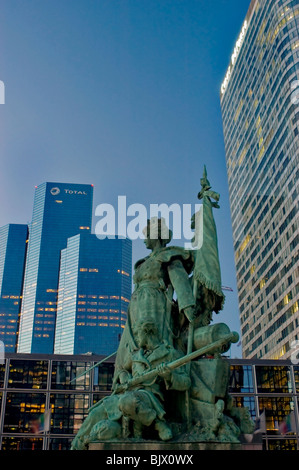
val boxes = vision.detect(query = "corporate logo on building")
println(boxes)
[50,187,88,196]
[221,19,248,96]
[50,187,60,196]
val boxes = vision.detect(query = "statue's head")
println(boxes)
[142,217,172,249]
[118,391,157,427]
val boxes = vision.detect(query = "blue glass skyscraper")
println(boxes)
[17,183,93,354]
[54,234,132,355]
[0,224,28,352]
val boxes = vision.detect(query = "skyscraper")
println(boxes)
[0,224,28,352]
[54,234,132,355]
[220,0,299,359]
[17,183,93,354]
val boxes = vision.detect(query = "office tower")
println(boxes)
[0,224,28,352]
[220,0,299,359]
[17,183,93,354]
[54,234,132,356]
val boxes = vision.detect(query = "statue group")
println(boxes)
[71,168,254,450]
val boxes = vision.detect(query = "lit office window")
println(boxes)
[93,363,114,392]
[255,366,293,393]
[294,366,299,393]
[51,361,90,391]
[8,360,48,389]
[1,436,44,451]
[3,392,46,433]
[50,393,89,434]
[229,365,254,393]
[258,396,295,435]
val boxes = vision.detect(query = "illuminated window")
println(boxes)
[257,145,265,162]
[236,234,251,259]
[117,269,130,277]
[284,293,292,305]
[291,302,298,314]
[260,279,266,289]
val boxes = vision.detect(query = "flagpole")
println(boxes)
[185,288,195,430]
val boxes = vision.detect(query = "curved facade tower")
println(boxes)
[220,0,299,358]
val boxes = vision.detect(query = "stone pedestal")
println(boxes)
[88,439,262,451]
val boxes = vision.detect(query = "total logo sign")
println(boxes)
[50,187,88,196]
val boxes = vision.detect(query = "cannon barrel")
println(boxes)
[114,330,239,394]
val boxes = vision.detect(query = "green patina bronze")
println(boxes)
[71,168,254,450]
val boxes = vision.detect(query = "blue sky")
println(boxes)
[0,0,251,357]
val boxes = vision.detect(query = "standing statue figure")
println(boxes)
[71,167,255,450]
[112,216,197,383]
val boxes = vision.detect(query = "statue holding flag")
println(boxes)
[71,167,254,450]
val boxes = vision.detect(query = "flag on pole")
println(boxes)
[31,409,51,434]
[254,410,266,434]
[191,166,225,314]
[279,411,296,435]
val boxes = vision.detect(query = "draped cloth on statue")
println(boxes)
[193,191,225,313]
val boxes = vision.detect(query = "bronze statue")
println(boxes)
[71,168,254,450]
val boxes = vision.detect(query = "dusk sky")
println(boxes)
[0,0,252,357]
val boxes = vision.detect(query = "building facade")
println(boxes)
[54,234,132,356]
[220,0,299,359]
[17,183,94,354]
[0,353,298,450]
[0,224,28,353]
